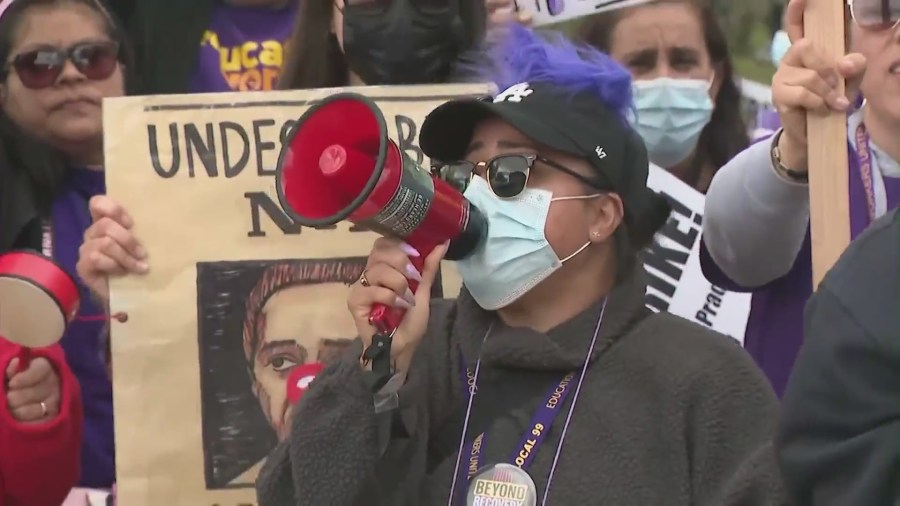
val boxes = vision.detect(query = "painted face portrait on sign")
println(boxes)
[242,263,359,441]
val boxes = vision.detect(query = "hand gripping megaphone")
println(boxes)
[275,93,487,376]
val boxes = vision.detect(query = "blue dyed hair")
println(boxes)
[470,24,634,121]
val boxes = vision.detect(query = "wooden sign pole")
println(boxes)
[804,0,851,287]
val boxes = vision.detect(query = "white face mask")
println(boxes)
[630,76,715,168]
[457,177,597,310]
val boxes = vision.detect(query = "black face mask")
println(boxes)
[342,0,467,85]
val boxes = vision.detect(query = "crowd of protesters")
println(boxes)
[1,0,898,505]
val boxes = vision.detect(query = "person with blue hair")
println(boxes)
[254,25,785,506]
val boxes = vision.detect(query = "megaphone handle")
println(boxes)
[368,255,425,334]
[15,347,32,373]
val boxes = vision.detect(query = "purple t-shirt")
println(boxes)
[50,168,114,487]
[700,139,900,397]
[189,1,299,93]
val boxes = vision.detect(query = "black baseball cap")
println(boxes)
[419,81,654,225]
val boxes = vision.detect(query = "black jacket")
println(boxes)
[0,160,41,253]
[777,209,900,506]
[111,0,215,95]
[0,116,61,254]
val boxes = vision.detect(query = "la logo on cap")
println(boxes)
[494,82,534,103]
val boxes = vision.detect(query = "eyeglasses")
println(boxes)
[431,154,605,199]
[847,0,900,31]
[4,41,120,90]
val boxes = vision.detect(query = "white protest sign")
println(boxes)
[514,0,654,26]
[642,165,751,344]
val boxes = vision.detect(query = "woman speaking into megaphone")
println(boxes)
[255,25,787,506]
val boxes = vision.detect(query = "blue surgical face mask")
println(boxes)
[770,30,791,67]
[457,177,596,310]
[630,77,714,168]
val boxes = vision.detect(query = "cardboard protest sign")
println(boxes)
[103,84,488,506]
[514,0,654,26]
[644,165,751,343]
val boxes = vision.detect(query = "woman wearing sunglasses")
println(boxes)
[699,0,900,400]
[254,25,785,506]
[0,0,136,494]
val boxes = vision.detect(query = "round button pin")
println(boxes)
[466,463,537,506]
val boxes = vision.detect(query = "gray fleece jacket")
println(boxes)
[255,267,787,505]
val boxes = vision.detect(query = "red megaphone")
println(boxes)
[276,93,487,334]
[0,251,80,372]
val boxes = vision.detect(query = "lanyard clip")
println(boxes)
[362,332,393,391]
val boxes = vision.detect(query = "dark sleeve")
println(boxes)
[255,300,456,506]
[698,240,752,292]
[681,332,784,505]
[717,442,790,506]
[777,287,900,506]
[126,0,214,95]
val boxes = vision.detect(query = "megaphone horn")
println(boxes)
[0,251,81,372]
[275,93,487,334]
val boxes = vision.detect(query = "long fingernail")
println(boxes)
[393,296,412,309]
[405,263,422,281]
[399,242,420,257]
[403,288,416,306]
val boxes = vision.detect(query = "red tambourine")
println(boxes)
[0,251,80,370]
[287,362,325,405]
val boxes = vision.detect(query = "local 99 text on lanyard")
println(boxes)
[447,300,608,506]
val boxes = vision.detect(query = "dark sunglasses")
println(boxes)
[5,41,120,90]
[431,154,604,199]
[847,0,900,30]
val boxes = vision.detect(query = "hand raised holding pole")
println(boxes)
[799,0,852,286]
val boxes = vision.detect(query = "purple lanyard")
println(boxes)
[855,122,878,223]
[454,364,578,485]
[447,299,607,506]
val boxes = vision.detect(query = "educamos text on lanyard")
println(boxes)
[447,299,607,506]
